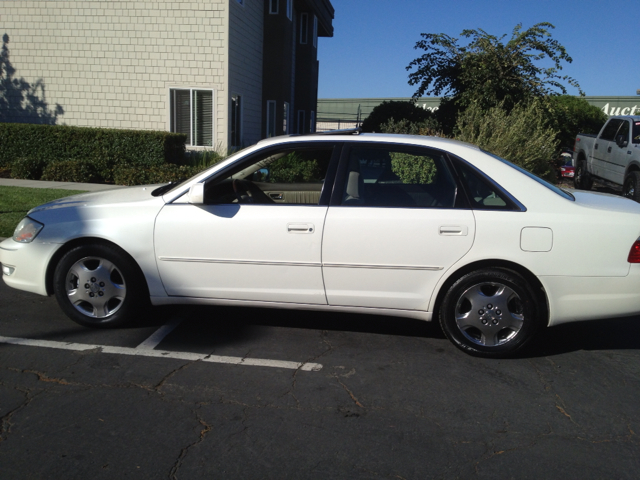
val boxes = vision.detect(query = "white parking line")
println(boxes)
[0,335,323,372]
[136,317,183,350]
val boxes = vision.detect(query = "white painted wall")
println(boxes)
[1,1,229,147]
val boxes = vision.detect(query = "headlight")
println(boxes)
[12,217,44,243]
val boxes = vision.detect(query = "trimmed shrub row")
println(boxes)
[0,123,188,183]
[113,164,204,186]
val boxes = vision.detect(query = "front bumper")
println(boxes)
[0,237,61,296]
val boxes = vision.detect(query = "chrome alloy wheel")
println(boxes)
[64,256,127,318]
[454,282,524,347]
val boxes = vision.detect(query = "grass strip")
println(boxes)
[0,186,88,238]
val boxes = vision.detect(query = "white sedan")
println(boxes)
[3,132,640,357]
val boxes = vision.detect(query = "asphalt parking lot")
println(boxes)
[2,278,640,479]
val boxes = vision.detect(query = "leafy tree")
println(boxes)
[455,99,559,178]
[543,95,607,149]
[406,23,581,132]
[378,117,441,136]
[361,100,436,132]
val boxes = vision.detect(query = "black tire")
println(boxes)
[623,171,640,203]
[439,269,541,358]
[53,243,146,328]
[573,161,592,190]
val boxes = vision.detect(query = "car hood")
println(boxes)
[572,190,640,214]
[27,184,164,215]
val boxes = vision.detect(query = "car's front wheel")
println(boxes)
[439,269,541,357]
[53,244,146,328]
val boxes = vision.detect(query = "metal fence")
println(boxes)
[315,120,360,132]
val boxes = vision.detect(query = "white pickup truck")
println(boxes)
[573,115,640,200]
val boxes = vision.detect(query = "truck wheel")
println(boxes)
[623,171,640,202]
[574,161,592,190]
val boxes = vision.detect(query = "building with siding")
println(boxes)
[0,0,334,150]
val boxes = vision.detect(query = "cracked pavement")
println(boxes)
[1,281,640,478]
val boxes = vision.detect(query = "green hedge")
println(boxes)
[113,164,204,186]
[41,159,102,183]
[0,123,187,183]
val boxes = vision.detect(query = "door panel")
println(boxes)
[154,203,328,304]
[594,119,623,179]
[322,207,475,310]
[322,143,476,311]
[611,120,631,184]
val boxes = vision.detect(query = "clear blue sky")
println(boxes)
[317,0,640,99]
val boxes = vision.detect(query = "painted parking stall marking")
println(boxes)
[136,317,184,350]
[0,334,323,372]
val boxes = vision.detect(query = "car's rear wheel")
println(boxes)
[574,161,592,190]
[53,244,145,328]
[439,269,541,357]
[623,171,640,202]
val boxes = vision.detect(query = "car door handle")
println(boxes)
[608,146,612,153]
[439,226,468,236]
[270,193,283,200]
[287,223,314,234]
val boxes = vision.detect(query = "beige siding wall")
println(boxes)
[0,0,229,148]
[228,0,263,146]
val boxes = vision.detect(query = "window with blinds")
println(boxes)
[170,88,213,147]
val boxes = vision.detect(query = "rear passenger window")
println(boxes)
[455,161,511,209]
[340,146,457,208]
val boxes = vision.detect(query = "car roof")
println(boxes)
[256,132,483,154]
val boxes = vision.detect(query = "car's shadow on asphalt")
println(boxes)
[522,316,640,358]
[133,305,640,358]
[158,305,446,346]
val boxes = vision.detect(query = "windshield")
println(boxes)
[482,150,575,201]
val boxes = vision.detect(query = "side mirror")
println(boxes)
[616,134,628,148]
[187,183,204,204]
[251,168,269,182]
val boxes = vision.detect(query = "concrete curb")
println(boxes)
[0,178,124,192]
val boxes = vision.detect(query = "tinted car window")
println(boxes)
[205,146,335,205]
[616,120,630,143]
[633,121,640,144]
[599,119,623,141]
[454,160,512,209]
[340,145,457,208]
